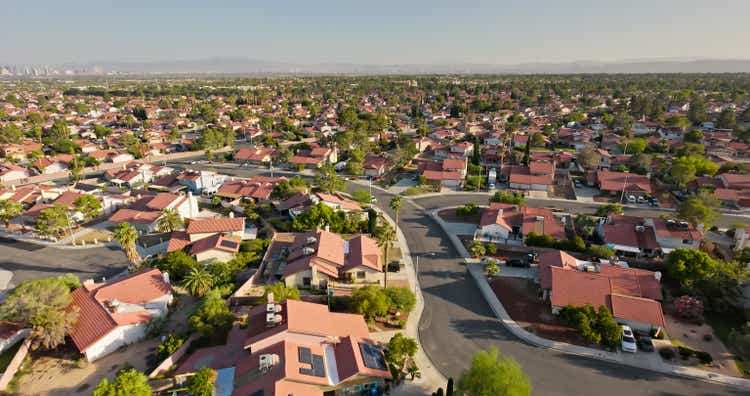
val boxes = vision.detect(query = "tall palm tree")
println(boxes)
[389,196,402,234]
[182,267,214,297]
[0,199,23,228]
[376,221,395,288]
[114,222,141,265]
[157,208,182,233]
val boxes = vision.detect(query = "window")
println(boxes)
[303,277,311,286]
[682,239,693,244]
[357,271,366,279]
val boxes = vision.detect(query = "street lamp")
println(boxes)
[414,252,436,293]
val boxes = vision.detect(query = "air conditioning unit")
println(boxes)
[306,236,317,245]
[266,313,277,327]
[635,225,645,232]
[535,216,545,221]
[259,354,279,372]
[303,247,315,256]
[266,303,276,313]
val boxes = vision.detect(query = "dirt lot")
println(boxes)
[665,314,741,377]
[490,277,591,347]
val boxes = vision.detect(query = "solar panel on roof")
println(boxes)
[298,346,312,364]
[358,342,387,370]
[311,355,325,377]
[220,239,238,249]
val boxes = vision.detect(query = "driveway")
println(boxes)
[364,191,743,396]
[0,236,129,288]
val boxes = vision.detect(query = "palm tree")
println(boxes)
[376,221,395,288]
[114,222,141,265]
[389,196,402,233]
[0,199,23,228]
[407,363,422,381]
[157,208,182,233]
[182,267,214,297]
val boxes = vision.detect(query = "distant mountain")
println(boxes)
[5,58,750,76]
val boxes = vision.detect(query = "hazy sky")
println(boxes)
[4,0,750,65]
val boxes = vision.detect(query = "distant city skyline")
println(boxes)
[4,0,750,66]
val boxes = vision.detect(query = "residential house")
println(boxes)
[549,260,665,332]
[107,192,199,233]
[504,162,555,191]
[166,215,247,263]
[597,214,659,258]
[0,163,31,183]
[234,147,274,164]
[261,230,383,289]
[475,203,566,244]
[174,299,391,396]
[178,170,226,196]
[362,155,390,177]
[646,218,702,253]
[594,170,652,199]
[68,269,173,362]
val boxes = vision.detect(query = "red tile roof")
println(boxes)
[189,234,241,255]
[68,269,171,352]
[186,217,245,235]
[596,170,652,194]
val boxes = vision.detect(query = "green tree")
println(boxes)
[73,195,103,221]
[384,287,416,312]
[457,347,531,396]
[314,164,345,193]
[47,120,71,141]
[676,196,716,228]
[595,203,623,217]
[36,205,71,237]
[0,123,24,144]
[595,306,621,348]
[670,157,697,188]
[182,267,215,297]
[93,368,151,396]
[351,189,373,204]
[351,285,392,320]
[113,222,141,265]
[489,191,524,205]
[156,208,182,232]
[263,282,301,302]
[385,333,419,380]
[154,250,199,280]
[684,129,703,143]
[716,108,736,130]
[0,275,79,350]
[456,202,479,219]
[187,367,217,396]
[156,333,185,360]
[688,95,708,125]
[189,289,234,337]
[0,199,23,227]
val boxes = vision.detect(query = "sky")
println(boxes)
[3,0,750,65]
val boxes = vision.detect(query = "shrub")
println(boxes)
[485,243,497,255]
[469,240,486,258]
[695,351,713,364]
[456,203,479,219]
[587,245,615,259]
[157,334,185,360]
[525,232,555,248]
[489,191,524,205]
[659,348,676,360]
[678,346,694,360]
[384,287,416,312]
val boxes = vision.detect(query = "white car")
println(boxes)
[621,325,637,353]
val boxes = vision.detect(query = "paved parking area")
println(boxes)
[0,236,129,289]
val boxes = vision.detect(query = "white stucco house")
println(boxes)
[68,269,173,362]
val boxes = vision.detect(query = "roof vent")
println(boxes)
[635,225,645,232]
[654,271,662,282]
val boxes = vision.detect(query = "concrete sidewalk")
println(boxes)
[429,205,750,390]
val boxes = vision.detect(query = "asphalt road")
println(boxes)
[0,237,129,289]
[369,191,740,396]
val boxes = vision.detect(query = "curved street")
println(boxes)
[360,187,741,396]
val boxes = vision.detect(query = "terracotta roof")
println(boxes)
[538,250,581,289]
[550,267,610,309]
[610,294,666,328]
[186,217,245,235]
[596,170,652,194]
[315,192,361,211]
[68,269,171,353]
[108,208,161,224]
[189,234,241,256]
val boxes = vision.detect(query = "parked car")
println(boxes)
[506,258,529,268]
[626,195,636,203]
[636,196,646,204]
[650,198,660,207]
[621,326,637,353]
[636,333,654,352]
[574,179,583,188]
[527,250,539,263]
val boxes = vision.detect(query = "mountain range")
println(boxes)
[5,58,750,76]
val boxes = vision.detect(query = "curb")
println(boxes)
[430,205,750,390]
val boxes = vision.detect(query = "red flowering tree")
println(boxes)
[673,295,704,322]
